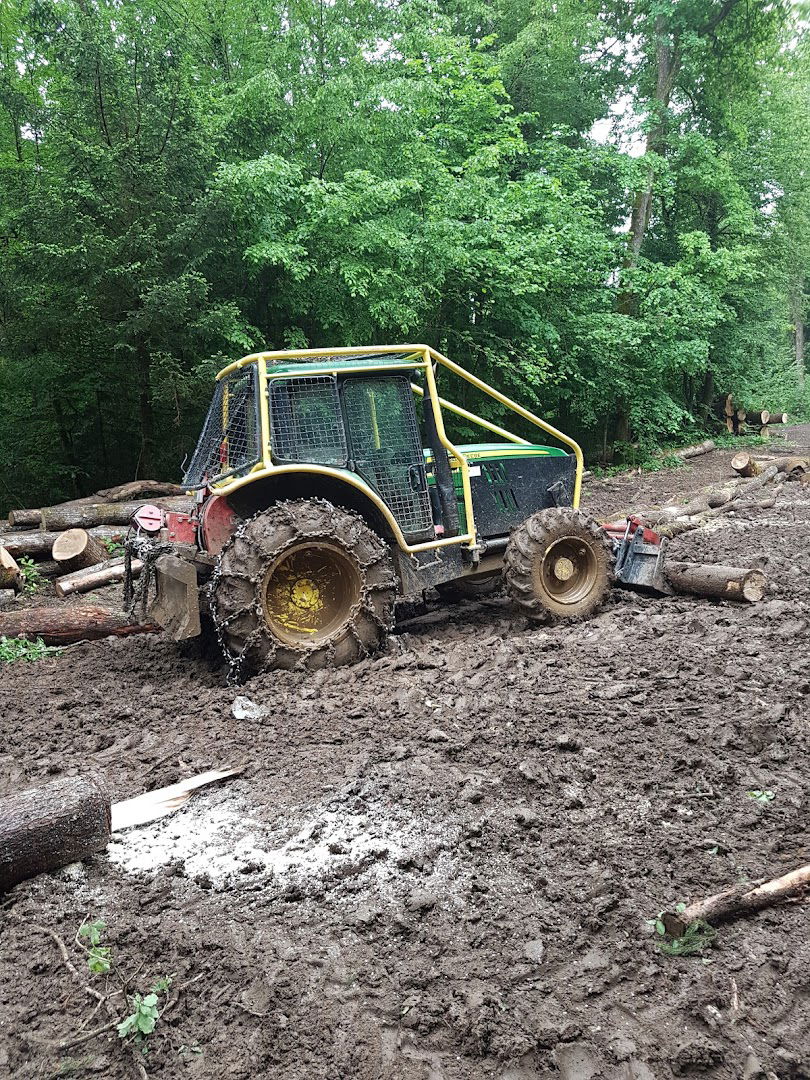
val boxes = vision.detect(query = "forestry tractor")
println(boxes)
[125,344,667,678]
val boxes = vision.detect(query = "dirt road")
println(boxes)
[1,431,809,1079]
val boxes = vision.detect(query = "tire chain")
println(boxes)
[209,501,397,685]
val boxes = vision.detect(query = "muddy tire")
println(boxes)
[504,508,613,622]
[211,499,397,676]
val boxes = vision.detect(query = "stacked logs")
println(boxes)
[718,394,789,438]
[0,481,189,642]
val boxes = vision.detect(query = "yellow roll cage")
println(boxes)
[211,344,583,555]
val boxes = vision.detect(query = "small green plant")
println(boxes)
[747,789,775,805]
[103,537,126,558]
[648,903,716,957]
[0,635,59,662]
[18,556,45,594]
[78,918,112,975]
[118,976,173,1048]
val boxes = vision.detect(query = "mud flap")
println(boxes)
[150,555,202,640]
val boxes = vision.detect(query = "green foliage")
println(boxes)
[118,976,173,1046]
[102,538,126,559]
[748,789,775,805]
[18,557,44,594]
[0,0,808,500]
[649,903,717,957]
[78,919,112,975]
[0,636,58,662]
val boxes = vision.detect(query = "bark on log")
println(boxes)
[55,558,142,598]
[730,452,761,478]
[674,439,715,460]
[665,562,766,602]
[0,776,111,893]
[6,508,40,528]
[768,412,788,425]
[0,605,159,644]
[52,529,109,574]
[94,480,187,502]
[0,527,123,561]
[39,496,192,532]
[662,862,810,938]
[776,456,808,478]
[746,410,770,425]
[0,548,22,592]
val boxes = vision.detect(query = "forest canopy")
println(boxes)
[0,0,808,511]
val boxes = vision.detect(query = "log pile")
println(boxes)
[0,480,185,645]
[716,394,789,438]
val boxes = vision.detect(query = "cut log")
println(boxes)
[0,527,124,561]
[52,529,109,574]
[776,456,808,478]
[674,439,715,460]
[0,605,159,644]
[736,408,747,423]
[95,480,187,503]
[758,425,770,438]
[723,394,734,418]
[0,776,111,893]
[768,412,788,425]
[0,547,23,592]
[39,497,191,532]
[730,452,761,478]
[662,862,810,938]
[6,508,41,529]
[725,417,734,433]
[665,562,766,602]
[55,558,142,598]
[746,410,770,425]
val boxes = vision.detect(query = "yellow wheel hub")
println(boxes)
[262,543,361,644]
[536,536,599,606]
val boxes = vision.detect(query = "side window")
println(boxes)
[269,376,348,466]
[183,367,261,488]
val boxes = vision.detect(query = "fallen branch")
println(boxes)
[663,862,810,938]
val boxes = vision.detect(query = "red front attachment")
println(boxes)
[132,503,164,534]
[602,514,662,547]
[164,511,198,545]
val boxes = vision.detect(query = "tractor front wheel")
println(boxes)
[504,507,613,622]
[211,499,397,676]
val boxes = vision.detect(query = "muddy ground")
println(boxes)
[1,430,809,1080]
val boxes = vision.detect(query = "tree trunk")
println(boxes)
[52,529,109,573]
[0,605,159,644]
[675,439,715,459]
[768,412,788,425]
[40,497,191,532]
[790,283,805,391]
[136,340,155,479]
[665,562,766,602]
[55,558,142,598]
[0,527,123,561]
[0,776,111,893]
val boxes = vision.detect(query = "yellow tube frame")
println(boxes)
[211,344,584,554]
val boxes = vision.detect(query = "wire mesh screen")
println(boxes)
[183,368,262,488]
[343,376,434,541]
[269,377,348,466]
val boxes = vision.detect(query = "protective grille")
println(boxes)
[269,376,348,466]
[343,376,434,541]
[183,368,262,488]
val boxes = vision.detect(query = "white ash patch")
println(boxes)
[106,793,460,899]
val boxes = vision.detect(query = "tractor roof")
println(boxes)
[218,349,424,381]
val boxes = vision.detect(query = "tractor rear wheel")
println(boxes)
[504,507,613,622]
[211,499,397,676]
